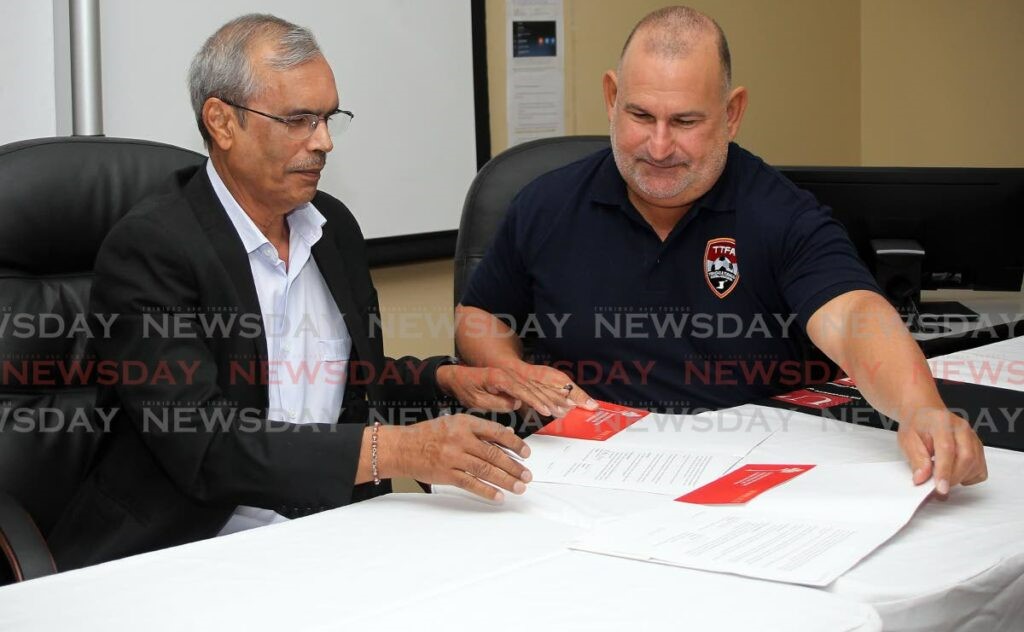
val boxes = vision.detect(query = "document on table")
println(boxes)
[608,408,778,457]
[570,461,933,586]
[528,437,739,495]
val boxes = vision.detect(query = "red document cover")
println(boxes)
[676,464,815,504]
[535,401,650,441]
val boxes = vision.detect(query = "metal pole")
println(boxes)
[70,0,103,136]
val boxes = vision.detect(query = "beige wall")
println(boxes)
[489,0,863,165]
[374,0,1024,361]
[369,259,455,359]
[860,0,1024,166]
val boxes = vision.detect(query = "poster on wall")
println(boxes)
[506,0,565,147]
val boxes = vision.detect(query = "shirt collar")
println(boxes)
[590,143,739,214]
[287,203,326,247]
[206,159,326,254]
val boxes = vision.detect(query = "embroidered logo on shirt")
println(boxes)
[704,237,739,298]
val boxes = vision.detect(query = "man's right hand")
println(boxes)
[381,415,533,502]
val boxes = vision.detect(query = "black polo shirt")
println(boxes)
[461,143,880,412]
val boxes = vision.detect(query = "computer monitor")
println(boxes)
[779,166,1024,292]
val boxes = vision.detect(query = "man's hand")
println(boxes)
[806,290,990,493]
[453,304,598,417]
[383,414,532,501]
[437,363,598,418]
[898,407,988,496]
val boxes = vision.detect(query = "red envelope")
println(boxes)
[535,401,649,441]
[676,464,815,504]
[772,389,852,410]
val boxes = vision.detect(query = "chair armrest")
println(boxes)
[0,492,56,582]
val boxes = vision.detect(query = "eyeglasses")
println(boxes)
[220,98,353,140]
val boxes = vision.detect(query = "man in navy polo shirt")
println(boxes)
[455,6,987,494]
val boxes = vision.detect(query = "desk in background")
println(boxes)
[914,289,1024,357]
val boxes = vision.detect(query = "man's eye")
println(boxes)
[630,112,654,121]
[676,119,698,128]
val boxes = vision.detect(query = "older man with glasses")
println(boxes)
[49,13,548,570]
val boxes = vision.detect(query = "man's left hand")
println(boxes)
[898,407,988,496]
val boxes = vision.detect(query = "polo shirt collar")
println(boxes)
[590,150,632,208]
[590,142,740,214]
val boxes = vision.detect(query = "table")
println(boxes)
[0,490,881,631]
[914,290,1024,356]
[2,338,1022,630]
[928,332,1024,393]
[513,407,1024,631]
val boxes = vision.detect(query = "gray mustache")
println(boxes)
[290,153,327,171]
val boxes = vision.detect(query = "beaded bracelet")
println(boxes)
[371,421,382,485]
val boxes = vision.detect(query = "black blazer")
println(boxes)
[49,164,449,570]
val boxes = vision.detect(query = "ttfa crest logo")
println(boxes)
[704,237,739,299]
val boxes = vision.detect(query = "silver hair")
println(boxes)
[187,14,322,146]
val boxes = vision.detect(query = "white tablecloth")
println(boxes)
[3,336,1022,631]
[0,491,881,631]
[505,406,1024,631]
[929,334,1024,393]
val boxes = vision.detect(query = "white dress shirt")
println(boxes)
[206,160,352,535]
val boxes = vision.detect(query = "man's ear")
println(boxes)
[202,98,235,151]
[725,86,748,141]
[602,70,619,122]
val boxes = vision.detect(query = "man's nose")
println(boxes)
[647,122,674,162]
[308,119,334,153]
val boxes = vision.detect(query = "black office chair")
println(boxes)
[0,136,204,584]
[453,135,610,305]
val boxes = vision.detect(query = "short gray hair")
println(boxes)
[619,6,732,94]
[187,14,322,146]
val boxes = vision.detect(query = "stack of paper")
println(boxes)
[527,441,741,495]
[527,403,778,495]
[569,461,932,586]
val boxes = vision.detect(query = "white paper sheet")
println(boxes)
[528,439,738,495]
[571,461,934,586]
[606,408,778,457]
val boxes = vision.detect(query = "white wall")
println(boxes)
[0,1,66,145]
[2,0,478,240]
[99,0,477,239]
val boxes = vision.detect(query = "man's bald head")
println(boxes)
[619,6,732,95]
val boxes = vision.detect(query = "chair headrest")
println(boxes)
[0,137,204,275]
[453,135,610,305]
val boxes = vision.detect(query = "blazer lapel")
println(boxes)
[182,165,269,363]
